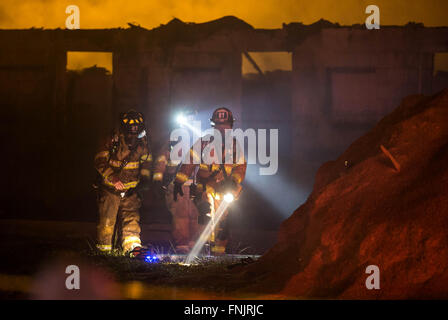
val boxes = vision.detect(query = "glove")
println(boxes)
[189,183,198,201]
[197,201,211,225]
[173,182,184,201]
[108,174,125,191]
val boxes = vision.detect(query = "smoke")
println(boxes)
[0,0,447,30]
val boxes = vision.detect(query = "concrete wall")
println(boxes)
[291,27,448,179]
[0,31,67,214]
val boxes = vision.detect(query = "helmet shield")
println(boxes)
[210,107,234,127]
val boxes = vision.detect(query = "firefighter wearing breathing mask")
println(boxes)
[93,110,152,257]
[173,107,247,255]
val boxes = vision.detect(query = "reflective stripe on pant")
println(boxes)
[204,191,229,244]
[97,188,142,252]
[165,183,199,248]
[207,192,216,242]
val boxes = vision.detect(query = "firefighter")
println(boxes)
[153,135,200,254]
[172,107,247,255]
[94,110,152,257]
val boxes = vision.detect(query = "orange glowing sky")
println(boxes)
[0,0,447,30]
[1,0,446,73]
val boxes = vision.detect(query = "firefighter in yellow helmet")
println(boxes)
[173,107,247,255]
[93,110,152,257]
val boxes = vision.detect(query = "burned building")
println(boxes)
[1,16,447,224]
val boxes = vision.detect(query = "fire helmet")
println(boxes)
[210,107,234,127]
[120,110,145,136]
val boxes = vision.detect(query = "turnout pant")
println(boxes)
[165,182,199,251]
[195,190,230,254]
[96,187,142,252]
[208,193,230,240]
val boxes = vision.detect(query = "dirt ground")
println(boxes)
[0,219,279,299]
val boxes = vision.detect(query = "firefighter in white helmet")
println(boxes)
[173,107,247,255]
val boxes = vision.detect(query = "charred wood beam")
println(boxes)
[243,51,263,76]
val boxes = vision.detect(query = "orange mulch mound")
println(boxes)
[243,89,448,299]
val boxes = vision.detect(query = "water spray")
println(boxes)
[185,191,236,265]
